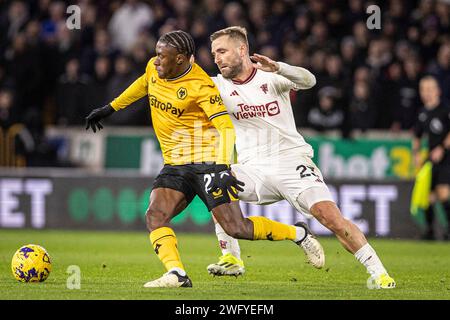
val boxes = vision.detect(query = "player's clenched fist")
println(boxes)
[85,104,115,133]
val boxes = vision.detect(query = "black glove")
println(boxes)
[85,104,115,133]
[208,164,245,198]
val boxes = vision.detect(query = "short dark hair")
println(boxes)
[158,30,195,58]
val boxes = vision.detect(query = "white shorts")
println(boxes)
[231,154,334,218]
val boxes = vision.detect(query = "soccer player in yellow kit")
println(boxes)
[85,30,323,288]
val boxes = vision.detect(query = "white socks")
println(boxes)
[215,223,241,260]
[354,243,387,277]
[294,226,306,243]
[168,267,186,277]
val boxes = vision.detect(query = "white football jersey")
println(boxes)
[212,66,314,166]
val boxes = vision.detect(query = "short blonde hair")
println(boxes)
[210,26,249,47]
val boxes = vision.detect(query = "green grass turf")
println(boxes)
[0,229,449,300]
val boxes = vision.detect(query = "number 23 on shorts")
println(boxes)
[296,164,318,179]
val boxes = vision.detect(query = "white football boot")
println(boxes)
[143,270,192,288]
[295,222,325,269]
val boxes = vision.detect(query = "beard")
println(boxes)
[221,59,243,79]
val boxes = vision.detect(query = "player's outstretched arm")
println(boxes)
[85,104,115,133]
[250,53,316,89]
[85,73,148,133]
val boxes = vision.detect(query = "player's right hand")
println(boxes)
[85,104,115,133]
[209,165,245,198]
[250,53,280,72]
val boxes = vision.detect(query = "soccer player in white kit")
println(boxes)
[207,26,395,289]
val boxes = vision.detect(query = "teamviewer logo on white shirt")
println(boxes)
[233,101,280,120]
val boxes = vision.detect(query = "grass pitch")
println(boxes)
[0,229,449,300]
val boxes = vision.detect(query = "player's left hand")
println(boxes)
[85,104,115,133]
[209,165,245,198]
[250,53,280,72]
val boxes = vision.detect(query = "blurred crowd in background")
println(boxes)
[0,0,449,166]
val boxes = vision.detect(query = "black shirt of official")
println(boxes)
[414,102,450,162]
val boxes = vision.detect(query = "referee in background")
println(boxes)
[413,75,450,240]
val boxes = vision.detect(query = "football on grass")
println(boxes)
[11,244,52,282]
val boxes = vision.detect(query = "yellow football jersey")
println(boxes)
[110,58,232,165]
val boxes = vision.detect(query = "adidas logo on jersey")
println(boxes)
[230,90,239,96]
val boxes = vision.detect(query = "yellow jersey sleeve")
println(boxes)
[211,115,236,165]
[195,81,229,121]
[109,62,150,111]
[195,81,235,165]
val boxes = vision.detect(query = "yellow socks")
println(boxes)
[248,216,296,241]
[149,227,185,271]
[149,220,298,272]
